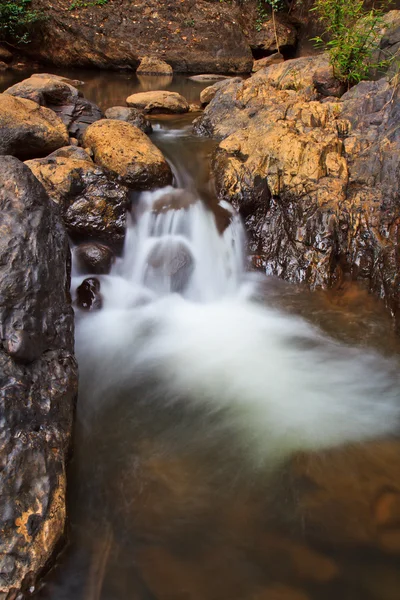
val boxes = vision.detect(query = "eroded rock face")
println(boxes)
[136,57,173,75]
[0,156,77,598]
[5,74,103,139]
[0,94,69,160]
[126,90,189,114]
[105,106,152,134]
[195,56,400,323]
[82,119,172,189]
[26,146,128,245]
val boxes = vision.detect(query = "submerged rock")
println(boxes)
[145,239,195,293]
[126,90,189,114]
[136,57,173,75]
[82,119,172,189]
[76,277,103,311]
[0,156,77,598]
[0,94,69,160]
[105,106,152,134]
[26,146,128,245]
[152,189,197,214]
[75,242,115,275]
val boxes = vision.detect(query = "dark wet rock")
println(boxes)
[0,45,13,63]
[152,189,197,214]
[136,57,173,75]
[25,148,128,245]
[126,91,189,115]
[5,74,103,139]
[252,53,284,73]
[202,68,400,324]
[75,242,115,275]
[82,119,172,190]
[0,61,8,71]
[145,239,195,293]
[200,78,242,106]
[0,156,77,598]
[105,106,152,134]
[76,277,103,311]
[0,94,69,160]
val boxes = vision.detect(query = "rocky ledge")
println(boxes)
[194,53,400,326]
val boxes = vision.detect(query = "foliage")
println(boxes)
[0,0,43,44]
[69,0,108,10]
[312,0,391,85]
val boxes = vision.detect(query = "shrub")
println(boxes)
[312,0,391,85]
[0,0,43,44]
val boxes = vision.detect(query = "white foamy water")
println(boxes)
[73,185,400,466]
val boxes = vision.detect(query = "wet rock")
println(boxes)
[252,52,284,73]
[105,106,152,134]
[0,156,77,598]
[126,90,189,114]
[0,94,69,160]
[75,242,115,275]
[76,277,103,311]
[189,74,231,82]
[145,239,195,293]
[152,189,197,214]
[5,74,103,139]
[200,78,242,106]
[25,147,128,245]
[82,119,172,189]
[136,57,173,75]
[0,45,13,63]
[0,61,8,71]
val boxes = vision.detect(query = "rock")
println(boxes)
[375,10,400,77]
[152,189,197,213]
[313,65,346,98]
[105,106,152,134]
[126,90,189,114]
[136,57,173,75]
[0,94,69,160]
[247,15,297,57]
[0,156,77,598]
[197,61,400,323]
[200,77,242,106]
[82,119,172,189]
[25,147,128,245]
[145,239,195,293]
[0,61,8,71]
[5,74,103,139]
[24,0,253,74]
[252,52,284,73]
[74,242,115,275]
[0,45,13,63]
[189,74,232,82]
[253,54,331,91]
[76,277,103,311]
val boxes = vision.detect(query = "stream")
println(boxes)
[2,70,400,600]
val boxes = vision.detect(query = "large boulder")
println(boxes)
[0,94,69,160]
[196,62,400,325]
[82,119,172,189]
[0,156,77,598]
[126,90,189,114]
[105,106,152,134]
[26,0,253,74]
[136,56,173,75]
[5,74,103,139]
[26,146,128,245]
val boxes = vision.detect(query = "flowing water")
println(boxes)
[3,71,400,599]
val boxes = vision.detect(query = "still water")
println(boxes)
[2,69,400,600]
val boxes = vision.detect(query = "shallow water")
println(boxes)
[6,70,400,600]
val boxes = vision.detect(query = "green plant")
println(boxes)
[0,0,43,44]
[183,17,195,27]
[312,0,391,85]
[69,0,108,10]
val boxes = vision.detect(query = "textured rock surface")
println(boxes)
[136,56,173,75]
[105,106,152,134]
[0,156,77,598]
[29,0,253,73]
[0,94,69,160]
[82,119,172,189]
[200,78,242,106]
[195,57,400,323]
[252,52,284,73]
[126,90,189,114]
[26,146,128,245]
[74,242,115,275]
[5,74,103,139]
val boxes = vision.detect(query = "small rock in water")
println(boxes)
[75,242,115,275]
[105,106,152,133]
[136,56,173,75]
[189,74,231,82]
[76,277,103,311]
[145,239,194,293]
